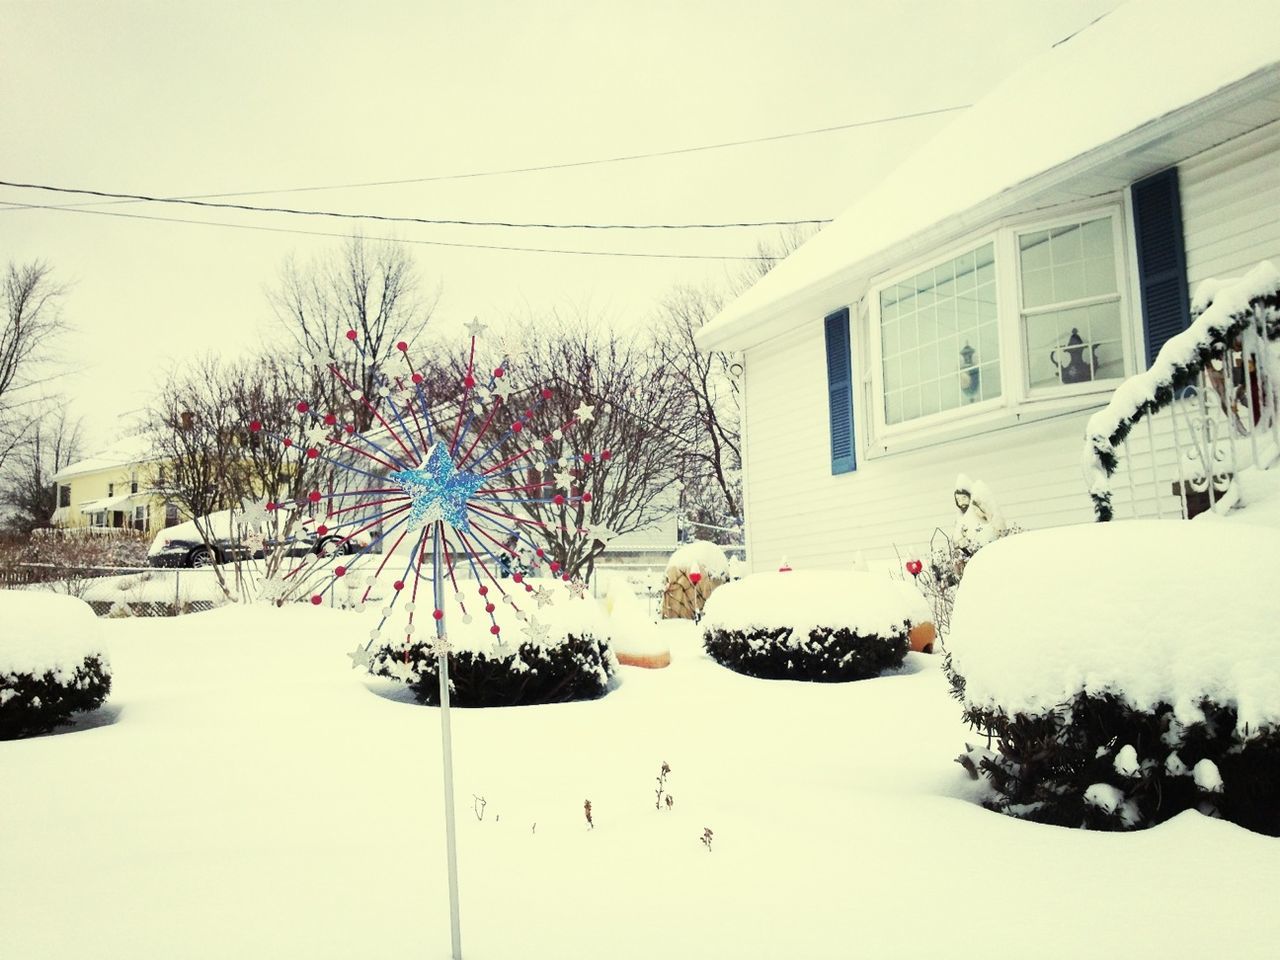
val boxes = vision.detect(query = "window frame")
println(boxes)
[865,197,1133,450]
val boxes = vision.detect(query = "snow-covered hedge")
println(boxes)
[1083,260,1280,521]
[948,522,1280,835]
[701,572,914,682]
[1,592,112,740]
[369,584,617,707]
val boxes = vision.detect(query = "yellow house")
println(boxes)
[50,436,184,536]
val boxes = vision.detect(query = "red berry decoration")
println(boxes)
[412,373,424,385]
[306,448,319,459]
[512,421,523,433]
[493,367,504,378]
[345,329,357,341]
[525,584,533,592]
[541,388,552,399]
[393,580,405,591]
[582,452,594,463]
[310,595,323,605]
[485,603,495,614]
[478,585,489,596]
[536,549,545,558]
[464,375,475,389]
[248,420,262,432]
[582,492,592,502]
[490,625,501,636]
[512,573,523,584]
[296,401,310,413]
[323,413,337,426]
[316,524,328,535]
[283,438,293,447]
[396,341,408,352]
[433,609,444,621]
[553,494,564,506]
[561,573,570,582]
[334,566,346,577]
[906,559,924,577]
[601,450,612,460]
[308,491,321,503]
[549,561,560,573]
[345,424,356,434]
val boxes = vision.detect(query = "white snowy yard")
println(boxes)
[3,604,1277,960]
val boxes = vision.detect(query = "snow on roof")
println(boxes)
[52,434,157,483]
[699,0,1280,349]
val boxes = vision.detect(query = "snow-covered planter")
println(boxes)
[369,583,617,707]
[1,592,112,740]
[948,521,1280,835]
[662,540,730,620]
[700,572,915,682]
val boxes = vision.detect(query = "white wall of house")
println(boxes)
[740,119,1280,576]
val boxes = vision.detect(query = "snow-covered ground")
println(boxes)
[3,603,1278,959]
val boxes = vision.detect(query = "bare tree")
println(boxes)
[1,260,68,469]
[1,407,82,534]
[267,234,439,432]
[456,316,690,582]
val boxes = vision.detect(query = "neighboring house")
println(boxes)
[697,0,1280,572]
[50,435,184,535]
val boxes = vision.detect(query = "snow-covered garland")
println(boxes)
[246,320,613,661]
[1082,260,1280,521]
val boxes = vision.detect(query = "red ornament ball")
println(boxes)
[393,580,405,591]
[266,501,277,512]
[464,375,475,389]
[396,340,408,352]
[316,524,328,535]
[334,566,346,577]
[601,450,613,460]
[541,388,552,399]
[248,420,262,433]
[553,494,564,505]
[493,367,504,378]
[582,492,592,502]
[345,424,356,434]
[582,452,594,463]
[512,422,523,433]
[512,573,523,584]
[549,561,561,573]
[345,329,358,341]
[412,373,424,385]
[485,603,495,614]
[525,584,534,593]
[323,413,337,426]
[306,448,319,459]
[562,573,571,582]
[536,548,545,558]
[308,491,321,503]
[283,438,293,447]
[433,609,444,621]
[478,585,489,596]
[490,625,501,636]
[296,401,310,414]
[310,595,323,605]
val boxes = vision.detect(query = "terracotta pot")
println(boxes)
[616,650,672,669]
[909,622,936,654]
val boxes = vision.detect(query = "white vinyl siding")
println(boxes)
[1181,118,1280,291]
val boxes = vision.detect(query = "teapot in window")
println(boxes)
[1050,328,1099,385]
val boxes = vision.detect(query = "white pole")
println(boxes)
[433,523,463,960]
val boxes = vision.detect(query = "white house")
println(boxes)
[697,0,1280,573]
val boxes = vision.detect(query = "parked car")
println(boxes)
[146,509,373,568]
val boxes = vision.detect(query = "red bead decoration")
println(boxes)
[512,573,523,584]
[478,585,489,596]
[464,375,475,389]
[393,580,405,591]
[316,524,327,535]
[345,424,355,434]
[512,422,523,432]
[396,341,408,352]
[582,452,594,463]
[493,367,504,378]
[601,450,612,460]
[525,584,533,592]
[553,494,564,505]
[266,501,276,511]
[433,609,444,621]
[283,438,293,447]
[334,566,346,577]
[562,573,571,582]
[490,625,501,635]
[412,373,424,384]
[485,603,495,613]
[536,549,545,557]
[549,561,560,573]
[306,448,319,459]
[541,388,552,399]
[345,329,358,341]
[582,492,592,502]
[323,413,337,426]
[308,491,321,503]
[310,595,323,605]
[248,420,262,432]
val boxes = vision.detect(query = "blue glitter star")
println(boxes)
[390,442,485,533]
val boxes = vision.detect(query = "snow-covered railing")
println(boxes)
[1083,261,1280,521]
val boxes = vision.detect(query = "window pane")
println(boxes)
[1022,267,1054,309]
[1049,223,1084,264]
[1084,255,1117,297]
[979,362,1002,402]
[1025,312,1061,389]
[1019,230,1051,271]
[1080,217,1114,259]
[1053,261,1086,302]
[879,241,1001,426]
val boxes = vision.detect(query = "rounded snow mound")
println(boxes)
[1,591,112,739]
[666,540,731,581]
[702,571,927,637]
[948,520,1280,731]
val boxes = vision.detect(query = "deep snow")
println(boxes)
[3,603,1278,959]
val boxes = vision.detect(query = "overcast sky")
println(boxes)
[2,0,1119,445]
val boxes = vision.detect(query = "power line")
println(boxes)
[0,200,775,261]
[8,103,971,210]
[0,179,829,230]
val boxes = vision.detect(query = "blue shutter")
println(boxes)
[1132,168,1191,366]
[824,308,856,474]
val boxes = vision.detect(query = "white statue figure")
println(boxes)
[952,473,1007,559]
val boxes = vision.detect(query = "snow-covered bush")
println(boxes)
[701,572,912,682]
[948,521,1280,835]
[369,583,617,707]
[1,592,111,740]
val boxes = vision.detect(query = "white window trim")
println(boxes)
[863,195,1134,458]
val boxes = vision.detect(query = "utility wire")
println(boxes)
[6,103,971,211]
[0,200,774,261]
[0,179,828,229]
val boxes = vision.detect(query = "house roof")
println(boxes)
[52,434,157,483]
[698,0,1280,351]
